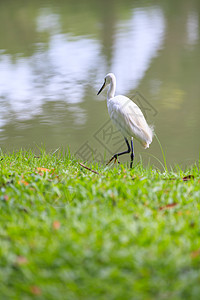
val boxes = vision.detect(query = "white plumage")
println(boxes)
[97,73,154,168]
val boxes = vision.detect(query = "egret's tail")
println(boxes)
[143,124,154,149]
[143,142,150,149]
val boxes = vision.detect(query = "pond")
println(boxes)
[0,0,200,168]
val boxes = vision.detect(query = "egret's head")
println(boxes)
[97,73,115,95]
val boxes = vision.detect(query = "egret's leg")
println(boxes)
[106,138,131,165]
[130,138,135,168]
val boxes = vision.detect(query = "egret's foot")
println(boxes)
[106,154,118,166]
[114,157,120,164]
[106,138,131,166]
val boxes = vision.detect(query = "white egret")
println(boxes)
[97,73,154,168]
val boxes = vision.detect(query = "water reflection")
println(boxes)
[0,36,100,122]
[0,0,199,167]
[112,7,165,93]
[187,11,199,45]
[0,6,165,123]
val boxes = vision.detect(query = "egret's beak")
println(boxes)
[97,81,106,95]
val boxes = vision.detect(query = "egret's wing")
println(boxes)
[108,96,153,145]
[124,101,153,142]
[123,101,145,127]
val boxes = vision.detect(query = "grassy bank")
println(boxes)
[0,150,200,300]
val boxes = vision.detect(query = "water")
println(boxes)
[0,0,200,168]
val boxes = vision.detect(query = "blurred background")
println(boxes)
[0,0,200,168]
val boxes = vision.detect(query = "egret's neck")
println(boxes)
[107,77,116,100]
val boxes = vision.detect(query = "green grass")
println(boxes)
[0,149,200,300]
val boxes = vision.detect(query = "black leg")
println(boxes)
[106,138,131,165]
[130,138,135,168]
